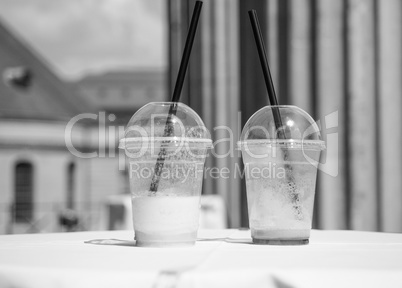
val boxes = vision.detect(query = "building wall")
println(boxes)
[0,120,125,234]
[0,148,75,233]
[84,156,126,231]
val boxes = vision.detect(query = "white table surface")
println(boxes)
[0,229,401,288]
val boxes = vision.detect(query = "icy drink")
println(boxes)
[239,106,324,245]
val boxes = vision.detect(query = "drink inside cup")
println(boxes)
[129,143,208,247]
[119,102,211,247]
[238,105,325,245]
[132,191,200,246]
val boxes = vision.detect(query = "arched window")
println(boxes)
[67,162,75,209]
[14,162,34,223]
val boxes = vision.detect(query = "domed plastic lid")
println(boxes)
[238,105,325,150]
[119,102,212,149]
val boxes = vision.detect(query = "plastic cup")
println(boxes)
[238,105,325,245]
[119,102,211,247]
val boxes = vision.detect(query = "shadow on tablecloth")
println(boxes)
[84,237,252,247]
[84,239,136,246]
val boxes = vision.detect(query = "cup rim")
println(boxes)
[119,137,213,149]
[237,139,326,150]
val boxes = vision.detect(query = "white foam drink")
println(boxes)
[132,192,200,247]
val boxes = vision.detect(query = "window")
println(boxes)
[14,162,34,223]
[120,168,130,194]
[67,162,75,209]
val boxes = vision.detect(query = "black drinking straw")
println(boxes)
[149,1,203,193]
[248,10,284,137]
[248,10,302,217]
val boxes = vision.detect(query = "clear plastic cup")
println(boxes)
[238,105,325,245]
[119,102,212,247]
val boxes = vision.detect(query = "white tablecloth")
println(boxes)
[0,229,401,288]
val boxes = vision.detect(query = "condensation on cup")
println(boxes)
[238,105,325,245]
[119,102,212,247]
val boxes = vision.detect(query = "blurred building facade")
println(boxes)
[0,20,92,234]
[0,20,166,234]
[73,70,166,125]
